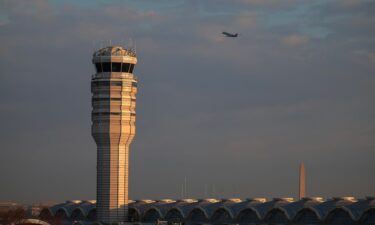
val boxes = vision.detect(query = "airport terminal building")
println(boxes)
[39,196,375,225]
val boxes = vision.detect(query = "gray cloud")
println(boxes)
[281,34,310,46]
[0,0,374,203]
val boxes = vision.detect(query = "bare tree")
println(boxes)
[0,207,27,224]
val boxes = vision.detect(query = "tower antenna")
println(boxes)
[128,38,132,50]
[134,39,137,54]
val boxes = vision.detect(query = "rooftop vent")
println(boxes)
[158,199,176,203]
[179,199,198,203]
[138,200,155,204]
[66,200,82,204]
[273,197,294,202]
[222,198,242,203]
[82,200,96,204]
[332,197,356,202]
[201,198,220,203]
[302,197,324,202]
[246,198,267,203]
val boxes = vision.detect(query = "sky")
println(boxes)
[0,0,374,204]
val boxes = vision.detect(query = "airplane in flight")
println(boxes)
[222,32,238,37]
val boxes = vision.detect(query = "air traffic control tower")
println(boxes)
[91,46,138,224]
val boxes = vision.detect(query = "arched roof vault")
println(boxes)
[72,207,87,217]
[293,207,321,223]
[237,207,262,220]
[166,207,185,219]
[213,206,235,219]
[143,207,163,219]
[39,208,54,218]
[129,206,142,217]
[264,208,289,221]
[188,207,210,220]
[360,207,375,222]
[56,207,70,217]
[325,207,357,221]
[275,206,293,220]
[342,205,364,221]
[306,206,325,220]
[294,207,320,220]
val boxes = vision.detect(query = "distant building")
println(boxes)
[299,162,306,199]
[0,201,19,211]
[91,46,138,224]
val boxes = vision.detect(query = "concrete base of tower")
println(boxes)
[97,207,127,225]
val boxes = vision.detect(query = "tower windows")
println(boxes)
[122,63,134,73]
[95,63,103,73]
[102,63,111,72]
[92,112,121,116]
[112,63,122,72]
[95,63,135,73]
[122,63,130,72]
[129,64,134,73]
[93,98,122,102]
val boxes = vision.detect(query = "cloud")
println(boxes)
[353,50,375,66]
[281,34,310,46]
[236,0,296,7]
[102,5,163,22]
[0,0,52,22]
[0,0,374,202]
[340,0,363,8]
[233,11,257,28]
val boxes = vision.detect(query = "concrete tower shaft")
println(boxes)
[91,46,138,224]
